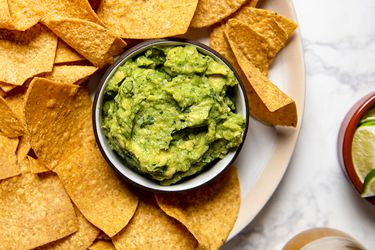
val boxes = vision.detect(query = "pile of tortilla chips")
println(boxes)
[0,0,299,249]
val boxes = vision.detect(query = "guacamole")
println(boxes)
[102,45,246,185]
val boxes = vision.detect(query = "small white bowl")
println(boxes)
[93,38,249,193]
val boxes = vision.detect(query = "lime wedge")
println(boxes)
[361,169,375,198]
[352,125,375,181]
[360,108,375,125]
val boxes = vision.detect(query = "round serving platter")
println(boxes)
[88,0,305,241]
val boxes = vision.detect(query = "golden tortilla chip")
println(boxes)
[0,24,57,86]
[252,18,288,64]
[229,40,297,126]
[0,135,20,180]
[25,78,92,169]
[97,0,198,39]
[225,19,270,74]
[2,0,103,31]
[190,0,248,28]
[113,193,198,250]
[28,156,50,174]
[55,40,86,64]
[156,166,240,250]
[89,241,116,250]
[37,206,99,250]
[44,65,98,85]
[54,145,139,237]
[0,173,78,249]
[0,95,24,137]
[42,17,126,68]
[232,7,298,37]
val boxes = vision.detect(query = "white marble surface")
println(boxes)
[224,0,375,249]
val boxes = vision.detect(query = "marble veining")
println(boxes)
[224,0,375,249]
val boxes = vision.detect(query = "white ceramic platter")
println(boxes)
[89,0,305,241]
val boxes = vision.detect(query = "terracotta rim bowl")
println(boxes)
[338,91,375,205]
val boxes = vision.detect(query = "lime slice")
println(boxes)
[360,108,375,125]
[361,169,375,198]
[352,125,375,181]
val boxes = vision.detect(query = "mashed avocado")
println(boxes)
[102,45,246,185]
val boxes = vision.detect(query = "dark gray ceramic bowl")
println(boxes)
[93,38,249,192]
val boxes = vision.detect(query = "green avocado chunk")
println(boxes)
[102,45,246,185]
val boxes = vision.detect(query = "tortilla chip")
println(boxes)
[37,207,99,250]
[156,166,240,250]
[25,78,92,168]
[228,40,298,126]
[225,19,270,74]
[44,65,98,85]
[2,0,103,31]
[55,40,86,64]
[0,173,78,249]
[0,135,21,180]
[113,193,198,250]
[89,241,116,250]
[97,0,198,39]
[54,145,139,237]
[252,18,288,64]
[42,17,126,67]
[16,135,31,163]
[190,0,247,28]
[0,24,57,86]
[0,95,24,137]
[28,156,50,174]
[0,82,17,92]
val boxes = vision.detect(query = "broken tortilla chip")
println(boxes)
[225,19,270,74]
[0,95,24,137]
[42,17,126,67]
[55,40,86,64]
[113,193,198,250]
[97,0,198,39]
[229,40,298,126]
[44,65,98,85]
[54,145,139,237]
[156,166,240,250]
[0,135,20,180]
[37,206,99,250]
[24,77,91,169]
[0,173,78,249]
[0,24,57,86]
[89,241,116,250]
[190,0,248,28]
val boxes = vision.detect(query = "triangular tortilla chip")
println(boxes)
[0,173,78,249]
[42,17,126,67]
[228,39,298,127]
[24,78,91,169]
[55,40,86,64]
[0,24,57,86]
[190,0,248,28]
[225,19,270,74]
[156,166,240,250]
[44,65,98,85]
[97,0,198,39]
[54,145,139,237]
[89,241,116,250]
[113,193,197,250]
[0,135,20,180]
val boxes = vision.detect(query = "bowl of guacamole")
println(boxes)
[93,39,249,192]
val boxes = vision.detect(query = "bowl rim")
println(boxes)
[338,91,375,205]
[92,38,250,193]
